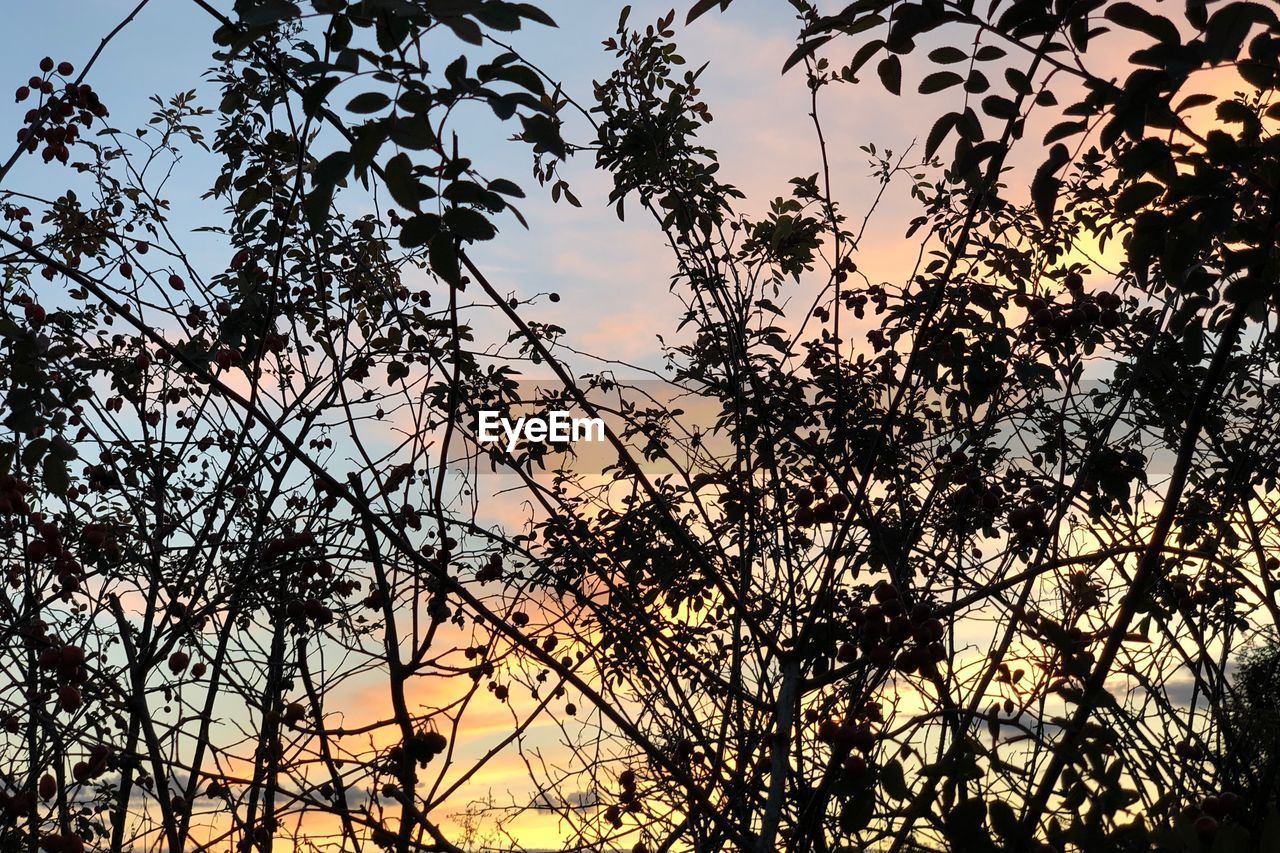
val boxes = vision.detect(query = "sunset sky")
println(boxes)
[0,0,943,373]
[0,2,1263,850]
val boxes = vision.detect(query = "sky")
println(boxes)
[0,3,884,847]
[0,0,943,376]
[0,2,1252,849]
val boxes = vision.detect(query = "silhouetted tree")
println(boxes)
[1,1,1280,852]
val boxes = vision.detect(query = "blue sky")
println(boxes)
[1,1,927,374]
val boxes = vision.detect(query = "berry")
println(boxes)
[873,581,899,602]
[817,719,839,744]
[57,685,81,713]
[1202,796,1229,819]
[869,644,894,666]
[1193,814,1219,839]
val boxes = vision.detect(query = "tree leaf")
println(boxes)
[782,35,834,73]
[384,152,423,212]
[440,15,484,45]
[346,91,391,114]
[21,438,48,471]
[1115,181,1165,215]
[42,455,68,497]
[399,213,440,249]
[488,178,525,198]
[305,150,351,230]
[919,71,963,94]
[928,46,967,64]
[1203,2,1277,64]
[1005,68,1032,95]
[881,759,909,800]
[964,70,990,93]
[1105,2,1181,44]
[445,206,497,242]
[512,3,556,27]
[877,55,902,95]
[686,0,728,25]
[1044,120,1087,145]
[925,112,959,160]
[388,116,437,151]
[387,359,410,384]
[429,235,462,284]
[844,39,884,79]
[988,799,1021,841]
[239,0,301,26]
[302,76,340,117]
[1031,143,1070,227]
[982,95,1018,119]
[519,113,567,159]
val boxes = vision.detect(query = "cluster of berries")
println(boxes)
[36,641,88,713]
[38,831,87,853]
[0,473,32,515]
[604,767,644,829]
[1078,446,1145,502]
[813,700,884,778]
[1007,483,1054,542]
[792,475,851,527]
[475,551,503,582]
[389,729,448,770]
[843,582,947,678]
[3,205,33,247]
[9,747,113,852]
[22,515,84,595]
[1183,791,1242,841]
[1018,272,1124,344]
[284,557,359,624]
[15,58,108,164]
[71,744,112,785]
[945,451,1003,515]
[265,532,358,628]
